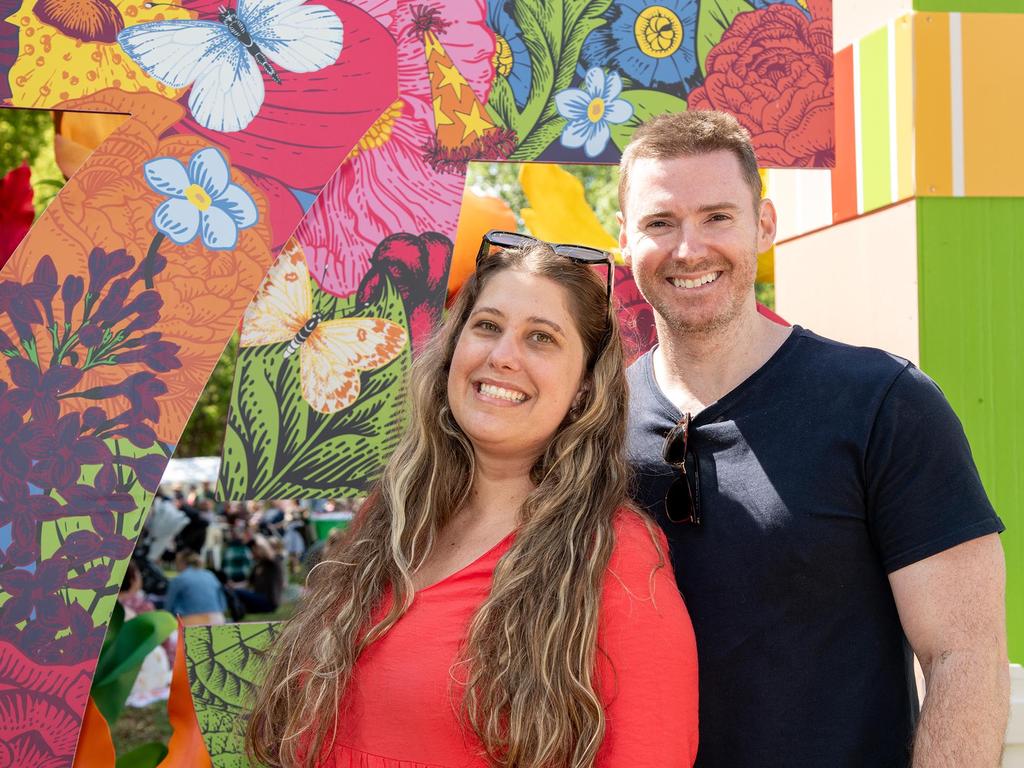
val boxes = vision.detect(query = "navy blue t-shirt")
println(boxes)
[626,327,1003,768]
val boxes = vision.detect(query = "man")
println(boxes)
[618,111,1007,767]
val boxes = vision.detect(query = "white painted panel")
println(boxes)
[767,168,834,243]
[833,0,913,52]
[774,199,919,364]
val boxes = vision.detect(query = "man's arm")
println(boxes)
[890,533,1009,767]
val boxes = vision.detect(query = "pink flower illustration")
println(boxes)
[296,0,495,299]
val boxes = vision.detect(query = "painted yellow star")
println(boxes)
[454,101,494,143]
[433,96,455,130]
[436,61,467,100]
[423,31,445,60]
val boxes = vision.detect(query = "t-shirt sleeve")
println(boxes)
[865,364,1004,573]
[595,513,699,767]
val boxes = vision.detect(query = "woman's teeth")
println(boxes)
[478,383,527,402]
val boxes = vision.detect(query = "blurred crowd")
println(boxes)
[120,485,362,626]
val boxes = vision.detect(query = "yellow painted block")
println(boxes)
[894,15,915,201]
[962,14,1024,196]
[914,13,953,196]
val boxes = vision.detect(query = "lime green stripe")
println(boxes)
[918,198,1024,662]
[858,28,892,212]
[915,0,1024,11]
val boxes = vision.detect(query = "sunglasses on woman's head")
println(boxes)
[662,413,701,526]
[476,230,614,310]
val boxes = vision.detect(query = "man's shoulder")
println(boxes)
[783,327,913,390]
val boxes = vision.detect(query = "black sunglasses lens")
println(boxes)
[663,425,688,465]
[555,244,607,264]
[665,475,698,525]
[488,231,534,249]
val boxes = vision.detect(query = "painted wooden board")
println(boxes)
[767,168,834,243]
[917,197,1024,663]
[774,199,919,364]
[833,0,912,51]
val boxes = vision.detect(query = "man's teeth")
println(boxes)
[671,272,720,289]
[479,383,527,402]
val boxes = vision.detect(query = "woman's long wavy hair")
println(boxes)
[246,242,633,768]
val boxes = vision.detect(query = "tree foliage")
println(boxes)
[176,334,238,457]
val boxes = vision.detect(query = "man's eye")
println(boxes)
[708,213,731,223]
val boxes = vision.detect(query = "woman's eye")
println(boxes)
[476,319,499,332]
[530,331,554,344]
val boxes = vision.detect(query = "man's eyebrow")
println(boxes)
[696,202,741,213]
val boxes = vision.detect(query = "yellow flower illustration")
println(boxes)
[5,0,188,107]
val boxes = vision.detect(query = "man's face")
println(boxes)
[618,151,776,336]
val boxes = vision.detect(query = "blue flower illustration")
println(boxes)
[581,0,701,92]
[143,147,258,250]
[555,68,634,158]
[751,0,811,17]
[487,0,533,109]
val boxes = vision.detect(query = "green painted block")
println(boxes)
[917,197,1024,662]
[914,0,1024,11]
[858,27,892,212]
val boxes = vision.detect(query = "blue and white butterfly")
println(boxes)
[117,0,344,133]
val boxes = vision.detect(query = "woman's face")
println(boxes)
[447,269,587,467]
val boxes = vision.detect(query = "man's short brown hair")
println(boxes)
[618,110,762,214]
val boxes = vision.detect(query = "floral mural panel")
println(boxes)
[0,0,399,762]
[0,0,832,761]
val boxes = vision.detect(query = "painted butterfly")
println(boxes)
[240,239,407,414]
[117,0,344,133]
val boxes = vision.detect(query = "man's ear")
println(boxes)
[617,211,630,266]
[757,198,778,254]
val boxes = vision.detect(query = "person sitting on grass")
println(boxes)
[163,549,227,626]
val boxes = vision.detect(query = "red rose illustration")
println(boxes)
[0,640,94,766]
[687,0,833,167]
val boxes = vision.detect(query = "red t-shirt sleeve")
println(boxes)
[595,512,699,767]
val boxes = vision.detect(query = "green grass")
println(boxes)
[110,597,300,757]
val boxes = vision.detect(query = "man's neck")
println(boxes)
[652,306,792,415]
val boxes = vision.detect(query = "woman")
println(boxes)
[247,236,698,767]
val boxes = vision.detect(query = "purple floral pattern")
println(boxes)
[0,247,179,668]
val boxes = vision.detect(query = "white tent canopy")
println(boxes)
[159,456,220,486]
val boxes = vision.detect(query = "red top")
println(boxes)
[321,512,699,767]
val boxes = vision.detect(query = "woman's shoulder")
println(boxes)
[609,508,668,569]
[603,508,671,599]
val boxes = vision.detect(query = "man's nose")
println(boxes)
[673,227,706,261]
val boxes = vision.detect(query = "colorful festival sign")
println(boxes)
[0,0,832,763]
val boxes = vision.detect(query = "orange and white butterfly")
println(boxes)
[240,239,406,414]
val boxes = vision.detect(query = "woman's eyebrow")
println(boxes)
[528,316,565,335]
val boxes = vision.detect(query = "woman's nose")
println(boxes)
[487,332,521,370]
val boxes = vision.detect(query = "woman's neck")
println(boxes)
[460,453,536,531]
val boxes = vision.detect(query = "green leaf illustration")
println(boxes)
[41,438,171,626]
[185,622,281,768]
[219,276,409,500]
[488,0,611,160]
[609,89,689,151]
[696,0,754,75]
